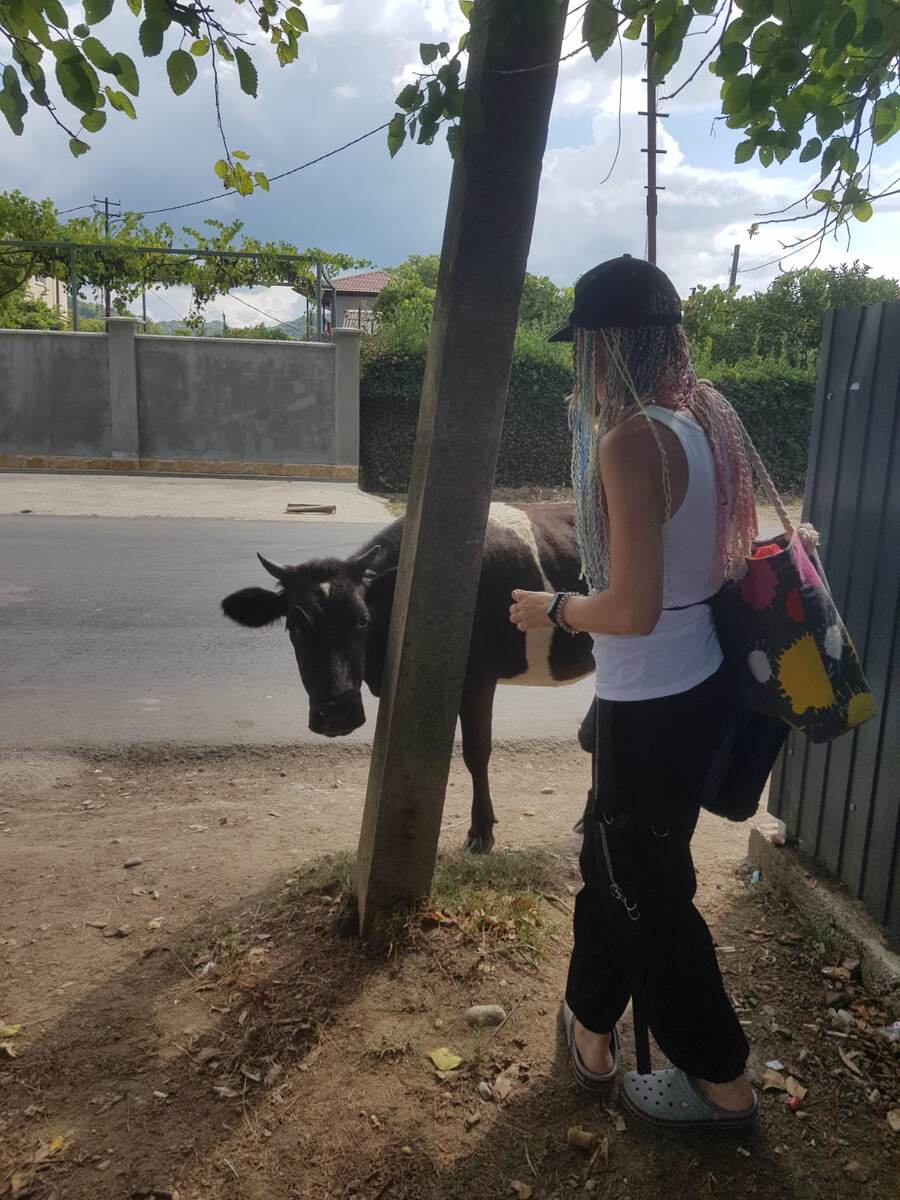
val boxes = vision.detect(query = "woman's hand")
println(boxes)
[509,589,554,631]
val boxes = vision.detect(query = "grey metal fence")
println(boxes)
[769,300,900,947]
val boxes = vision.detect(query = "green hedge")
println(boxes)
[359,346,815,495]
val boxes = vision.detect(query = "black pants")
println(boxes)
[565,666,750,1084]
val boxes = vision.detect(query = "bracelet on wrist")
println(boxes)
[546,591,578,635]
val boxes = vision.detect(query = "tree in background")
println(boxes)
[372,254,573,352]
[684,261,900,367]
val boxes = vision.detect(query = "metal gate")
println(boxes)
[769,300,900,946]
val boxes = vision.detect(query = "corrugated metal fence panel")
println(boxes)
[769,300,900,945]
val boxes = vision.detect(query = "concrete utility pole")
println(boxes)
[354,0,568,934]
[729,243,741,290]
[640,19,667,265]
[93,195,121,317]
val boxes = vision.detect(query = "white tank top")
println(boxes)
[593,404,726,702]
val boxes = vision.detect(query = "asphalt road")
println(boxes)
[1,516,595,750]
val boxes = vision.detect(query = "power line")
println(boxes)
[226,289,297,327]
[133,122,391,218]
[597,31,624,188]
[56,203,98,216]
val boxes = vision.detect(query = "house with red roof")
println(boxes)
[325,269,391,333]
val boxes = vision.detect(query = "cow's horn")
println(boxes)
[257,552,288,583]
[347,545,382,579]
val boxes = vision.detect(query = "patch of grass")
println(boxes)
[423,849,560,963]
[366,1038,412,1062]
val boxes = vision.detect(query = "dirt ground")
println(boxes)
[1,745,897,1200]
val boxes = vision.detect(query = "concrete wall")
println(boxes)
[0,320,361,476]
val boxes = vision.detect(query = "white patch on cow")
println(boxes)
[320,582,331,598]
[488,503,568,687]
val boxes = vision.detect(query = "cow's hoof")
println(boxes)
[464,829,495,854]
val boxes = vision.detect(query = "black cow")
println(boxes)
[222,503,595,851]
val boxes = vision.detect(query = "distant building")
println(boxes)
[25,276,68,316]
[325,270,391,333]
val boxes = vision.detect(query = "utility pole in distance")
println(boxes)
[640,19,667,266]
[729,243,741,290]
[354,0,568,934]
[93,195,121,317]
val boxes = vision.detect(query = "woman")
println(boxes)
[509,255,758,1127]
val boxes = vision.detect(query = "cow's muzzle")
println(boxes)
[309,691,366,737]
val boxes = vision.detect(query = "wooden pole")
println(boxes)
[355,0,568,934]
[729,243,741,290]
[645,17,657,265]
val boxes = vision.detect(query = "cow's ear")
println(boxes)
[222,587,287,627]
[365,566,398,607]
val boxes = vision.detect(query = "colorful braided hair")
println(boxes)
[569,324,759,592]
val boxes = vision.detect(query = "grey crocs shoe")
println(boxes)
[622,1067,758,1128]
[561,1000,619,1091]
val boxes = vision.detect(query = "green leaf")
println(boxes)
[139,19,164,57]
[387,112,406,158]
[721,74,752,116]
[144,0,172,30]
[232,148,249,160]
[734,140,755,164]
[872,96,900,146]
[69,136,90,155]
[56,55,97,113]
[191,38,210,56]
[759,144,774,167]
[105,85,136,118]
[81,107,106,131]
[42,0,69,28]
[234,47,257,97]
[81,36,117,72]
[214,158,229,179]
[420,42,439,65]
[799,136,821,162]
[583,0,618,61]
[652,5,692,84]
[714,41,747,77]
[831,8,856,48]
[254,171,269,191]
[166,48,196,96]
[691,0,717,12]
[623,14,644,40]
[73,22,90,37]
[395,83,420,113]
[215,37,234,62]
[859,17,883,48]
[285,6,308,32]
[459,0,473,17]
[83,0,114,24]
[851,201,873,222]
[438,41,449,56]
[447,123,461,160]
[811,188,833,203]
[125,0,141,13]
[773,0,819,36]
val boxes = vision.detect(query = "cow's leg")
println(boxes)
[460,674,498,854]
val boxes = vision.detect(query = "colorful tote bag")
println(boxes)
[712,430,877,745]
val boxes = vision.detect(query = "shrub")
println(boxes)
[359,345,815,496]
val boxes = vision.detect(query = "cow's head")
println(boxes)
[221,547,391,737]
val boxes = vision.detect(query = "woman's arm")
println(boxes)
[510,419,665,637]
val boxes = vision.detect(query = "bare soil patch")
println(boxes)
[1,747,897,1199]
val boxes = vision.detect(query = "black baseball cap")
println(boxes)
[548,254,682,342]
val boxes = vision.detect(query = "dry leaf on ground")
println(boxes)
[428,1047,463,1072]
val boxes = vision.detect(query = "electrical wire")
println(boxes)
[131,122,391,218]
[597,31,624,188]
[226,289,297,327]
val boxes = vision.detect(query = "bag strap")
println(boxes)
[733,412,795,540]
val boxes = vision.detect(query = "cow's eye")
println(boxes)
[357,614,370,630]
